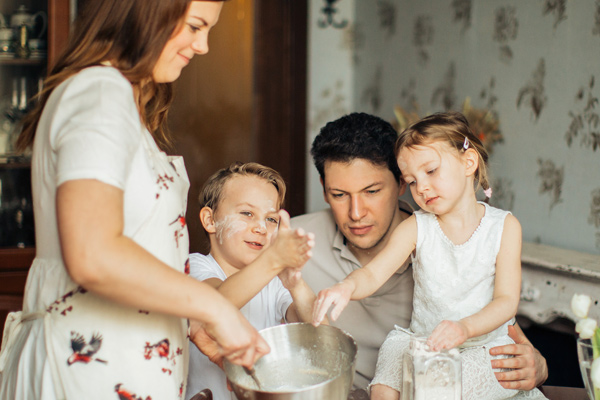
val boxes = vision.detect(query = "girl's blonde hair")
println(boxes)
[394,111,490,192]
[200,162,287,213]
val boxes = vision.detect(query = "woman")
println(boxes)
[0,1,268,399]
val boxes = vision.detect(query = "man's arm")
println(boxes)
[489,323,548,390]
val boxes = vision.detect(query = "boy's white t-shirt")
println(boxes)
[185,253,293,400]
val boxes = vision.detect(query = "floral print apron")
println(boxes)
[1,128,191,399]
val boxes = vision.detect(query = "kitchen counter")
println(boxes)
[519,241,600,325]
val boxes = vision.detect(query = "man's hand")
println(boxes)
[489,324,548,390]
[188,318,269,370]
[189,324,226,369]
[188,326,238,392]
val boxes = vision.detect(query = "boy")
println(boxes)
[185,162,319,400]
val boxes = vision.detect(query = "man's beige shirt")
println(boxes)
[291,201,414,389]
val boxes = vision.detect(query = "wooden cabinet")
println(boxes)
[0,247,35,341]
[0,0,69,125]
[0,0,70,345]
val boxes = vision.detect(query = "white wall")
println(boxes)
[306,0,355,212]
[307,0,600,254]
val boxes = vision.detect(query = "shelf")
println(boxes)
[0,57,46,66]
[0,247,35,271]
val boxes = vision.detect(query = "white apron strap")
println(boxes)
[0,311,45,372]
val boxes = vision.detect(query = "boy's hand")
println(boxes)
[427,320,468,351]
[278,267,302,289]
[312,280,353,326]
[270,210,315,270]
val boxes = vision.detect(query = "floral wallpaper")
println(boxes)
[307,0,600,253]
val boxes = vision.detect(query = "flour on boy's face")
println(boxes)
[211,175,280,271]
[215,215,249,245]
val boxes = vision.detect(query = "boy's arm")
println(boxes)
[279,271,327,324]
[213,211,315,309]
[428,214,523,351]
[213,249,292,309]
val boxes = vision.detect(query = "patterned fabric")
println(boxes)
[0,66,190,399]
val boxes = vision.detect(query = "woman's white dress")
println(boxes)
[0,66,191,399]
[371,203,546,399]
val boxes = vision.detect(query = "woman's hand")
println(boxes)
[427,320,468,351]
[312,280,354,326]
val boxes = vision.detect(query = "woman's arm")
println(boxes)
[312,215,417,325]
[57,179,268,367]
[428,214,523,351]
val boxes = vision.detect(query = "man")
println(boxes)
[291,112,548,391]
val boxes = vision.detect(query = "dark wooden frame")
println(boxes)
[47,0,70,67]
[253,0,307,217]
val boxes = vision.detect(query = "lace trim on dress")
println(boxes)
[433,202,489,248]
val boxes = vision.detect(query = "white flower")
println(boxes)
[572,294,592,319]
[576,318,598,339]
[592,357,600,388]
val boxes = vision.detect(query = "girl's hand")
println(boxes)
[427,320,468,351]
[270,210,315,270]
[312,281,354,326]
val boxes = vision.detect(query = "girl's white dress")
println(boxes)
[0,66,191,399]
[370,202,546,400]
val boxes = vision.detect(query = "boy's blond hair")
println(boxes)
[200,162,287,215]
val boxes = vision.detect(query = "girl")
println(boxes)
[312,112,546,399]
[0,1,273,399]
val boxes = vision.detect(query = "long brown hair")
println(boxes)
[18,0,220,152]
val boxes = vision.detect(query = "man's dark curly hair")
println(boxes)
[311,112,401,184]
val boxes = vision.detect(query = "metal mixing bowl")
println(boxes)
[224,323,357,400]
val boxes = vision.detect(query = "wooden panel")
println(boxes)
[0,271,28,295]
[169,0,255,254]
[0,247,34,346]
[254,0,307,217]
[47,0,70,68]
[0,247,36,270]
